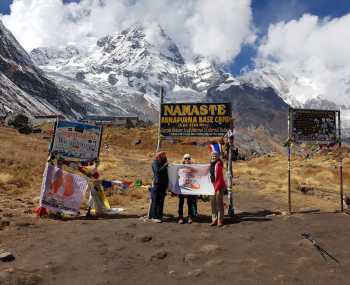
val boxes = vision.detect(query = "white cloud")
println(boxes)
[0,0,255,63]
[186,0,256,63]
[256,13,350,106]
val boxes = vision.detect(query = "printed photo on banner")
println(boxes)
[39,163,89,215]
[51,121,103,161]
[168,164,214,195]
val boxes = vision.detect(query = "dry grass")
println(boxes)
[0,125,349,216]
[235,151,350,212]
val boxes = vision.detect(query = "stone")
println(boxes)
[183,253,198,264]
[75,72,85,81]
[149,249,168,261]
[0,251,15,262]
[186,269,203,278]
[199,244,221,255]
[6,113,29,129]
[1,219,10,227]
[132,139,141,146]
[108,74,118,85]
[205,259,225,267]
[135,234,152,243]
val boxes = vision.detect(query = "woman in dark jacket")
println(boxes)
[149,151,169,223]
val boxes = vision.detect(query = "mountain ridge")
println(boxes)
[1,20,349,145]
[29,24,223,120]
[0,20,96,119]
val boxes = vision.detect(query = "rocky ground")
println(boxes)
[0,126,350,284]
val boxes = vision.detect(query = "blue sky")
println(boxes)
[229,0,350,74]
[1,0,350,75]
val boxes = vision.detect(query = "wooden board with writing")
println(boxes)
[290,109,338,144]
[160,103,232,137]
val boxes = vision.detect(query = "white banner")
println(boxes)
[40,163,89,215]
[168,164,214,195]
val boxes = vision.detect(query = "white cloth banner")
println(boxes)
[40,163,88,215]
[168,164,214,196]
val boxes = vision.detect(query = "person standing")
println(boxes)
[149,152,169,223]
[210,151,226,227]
[178,154,197,224]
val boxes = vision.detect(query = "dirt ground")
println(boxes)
[1,126,350,284]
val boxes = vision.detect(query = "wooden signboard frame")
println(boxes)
[288,108,343,214]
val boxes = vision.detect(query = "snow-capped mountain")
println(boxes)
[240,66,350,137]
[30,24,222,120]
[239,66,342,108]
[2,17,348,145]
[212,65,350,138]
[0,20,95,119]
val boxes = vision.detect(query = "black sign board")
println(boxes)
[160,102,232,137]
[290,108,338,144]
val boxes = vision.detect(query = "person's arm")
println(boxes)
[152,161,160,185]
[159,163,168,172]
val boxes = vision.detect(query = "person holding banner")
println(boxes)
[210,151,226,227]
[177,154,197,224]
[149,152,169,223]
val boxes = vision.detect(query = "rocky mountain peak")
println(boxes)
[30,45,80,66]
[0,20,33,66]
[28,23,222,119]
[0,20,94,118]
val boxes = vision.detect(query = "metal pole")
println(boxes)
[338,111,344,212]
[288,108,292,214]
[227,136,234,217]
[156,87,164,153]
[288,145,292,214]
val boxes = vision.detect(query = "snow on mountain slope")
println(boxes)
[238,65,350,137]
[0,20,93,119]
[30,24,222,120]
[240,66,324,107]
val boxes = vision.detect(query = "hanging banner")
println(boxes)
[168,164,214,195]
[51,121,103,161]
[160,103,232,136]
[290,109,338,144]
[39,163,89,215]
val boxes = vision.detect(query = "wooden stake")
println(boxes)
[227,137,234,217]
[338,111,344,212]
[288,108,292,215]
[156,87,164,153]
